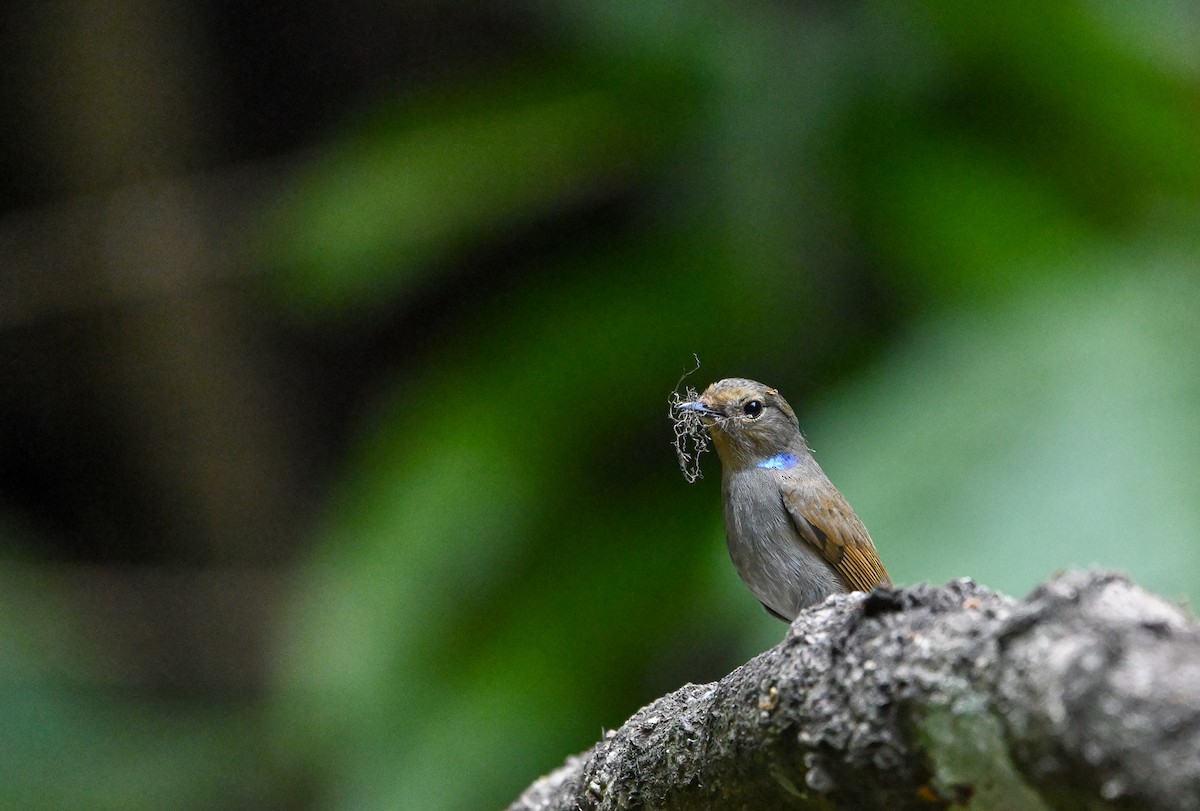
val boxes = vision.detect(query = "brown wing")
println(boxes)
[779,476,890,592]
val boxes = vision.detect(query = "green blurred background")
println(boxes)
[1,2,1199,809]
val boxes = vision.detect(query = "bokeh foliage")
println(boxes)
[4,2,1200,809]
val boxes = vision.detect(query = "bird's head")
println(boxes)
[675,378,808,468]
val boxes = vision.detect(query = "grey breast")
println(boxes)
[722,466,845,620]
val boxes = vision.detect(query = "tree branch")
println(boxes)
[507,571,1200,811]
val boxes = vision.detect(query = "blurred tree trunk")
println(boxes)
[1,2,305,690]
[9,2,301,563]
[508,571,1200,811]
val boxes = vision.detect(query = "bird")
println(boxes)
[676,378,890,621]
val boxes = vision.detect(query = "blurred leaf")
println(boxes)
[0,559,269,810]
[916,0,1200,203]
[865,129,1098,301]
[842,1,1200,305]
[816,236,1200,603]
[256,62,696,318]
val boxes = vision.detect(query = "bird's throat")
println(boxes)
[755,453,800,470]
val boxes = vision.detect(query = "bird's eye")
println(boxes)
[742,400,763,418]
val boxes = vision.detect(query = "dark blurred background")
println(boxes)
[2,2,1199,808]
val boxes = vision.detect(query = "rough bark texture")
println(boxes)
[507,571,1200,811]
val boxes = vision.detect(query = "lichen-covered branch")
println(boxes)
[506,571,1200,811]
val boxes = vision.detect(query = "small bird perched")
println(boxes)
[676,378,890,621]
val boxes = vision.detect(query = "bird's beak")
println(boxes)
[676,401,721,419]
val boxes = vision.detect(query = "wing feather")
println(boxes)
[779,474,890,593]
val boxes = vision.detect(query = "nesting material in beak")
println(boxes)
[669,386,712,483]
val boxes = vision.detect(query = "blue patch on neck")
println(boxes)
[756,453,799,470]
